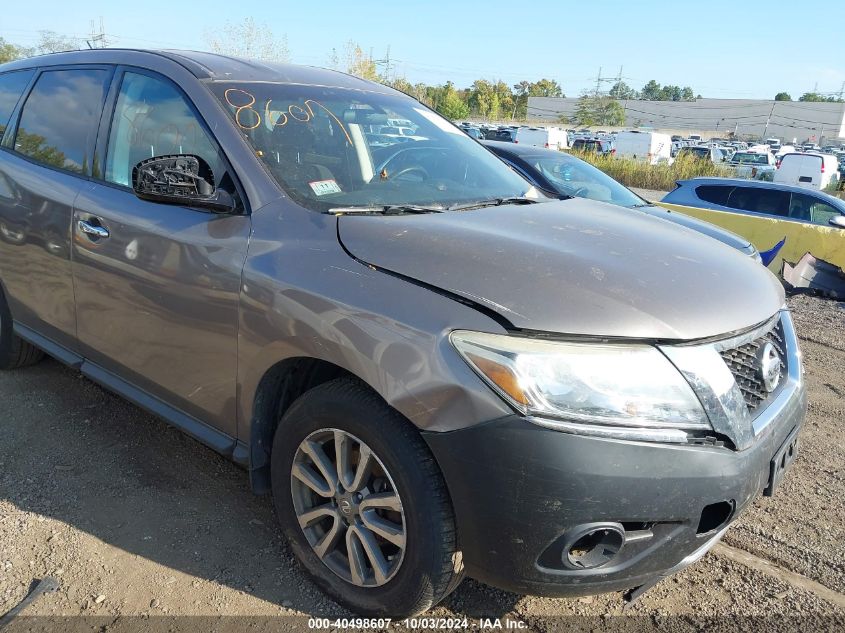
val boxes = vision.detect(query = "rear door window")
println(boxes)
[14,68,110,174]
[727,186,790,216]
[0,70,35,136]
[104,71,223,187]
[789,192,842,225]
[695,185,733,206]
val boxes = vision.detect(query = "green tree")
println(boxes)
[436,82,469,120]
[774,92,792,101]
[384,76,415,96]
[639,80,695,101]
[640,80,662,100]
[658,85,682,101]
[529,78,563,98]
[13,130,67,168]
[597,98,625,125]
[572,94,596,126]
[798,92,843,103]
[0,37,29,63]
[205,18,289,62]
[493,80,514,119]
[469,79,495,118]
[344,41,378,81]
[609,81,636,100]
[570,94,625,127]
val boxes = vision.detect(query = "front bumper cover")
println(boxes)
[422,376,806,597]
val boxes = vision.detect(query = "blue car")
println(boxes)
[662,178,845,294]
[662,178,845,227]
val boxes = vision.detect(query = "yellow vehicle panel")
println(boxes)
[659,202,845,295]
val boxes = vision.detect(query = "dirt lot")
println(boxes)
[1,295,844,632]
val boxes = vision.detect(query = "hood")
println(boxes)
[337,199,785,340]
[637,204,754,254]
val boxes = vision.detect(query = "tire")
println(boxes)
[271,378,463,617]
[0,289,43,370]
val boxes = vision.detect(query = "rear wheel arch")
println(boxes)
[0,279,44,370]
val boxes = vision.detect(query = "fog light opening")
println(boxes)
[563,524,625,570]
[696,500,734,535]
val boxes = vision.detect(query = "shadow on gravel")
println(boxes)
[0,358,523,618]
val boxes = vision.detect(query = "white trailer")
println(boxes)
[513,126,569,150]
[613,131,672,165]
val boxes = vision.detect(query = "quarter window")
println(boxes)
[105,72,222,187]
[14,69,109,174]
[0,70,34,136]
[789,193,842,225]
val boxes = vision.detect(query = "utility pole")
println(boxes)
[838,81,845,101]
[87,17,109,49]
[374,45,392,80]
[594,67,602,98]
[762,100,776,140]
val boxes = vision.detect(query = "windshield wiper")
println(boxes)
[328,205,444,216]
[447,196,542,211]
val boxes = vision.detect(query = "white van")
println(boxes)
[514,126,568,150]
[614,130,672,164]
[774,153,840,190]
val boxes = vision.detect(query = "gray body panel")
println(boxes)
[236,201,512,434]
[637,205,753,253]
[72,181,250,436]
[0,150,79,350]
[337,199,784,340]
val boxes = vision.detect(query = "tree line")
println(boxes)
[774,91,843,103]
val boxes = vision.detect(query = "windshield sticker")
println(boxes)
[309,179,342,196]
[412,107,462,135]
[223,88,353,145]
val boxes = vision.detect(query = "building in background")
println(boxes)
[528,97,845,143]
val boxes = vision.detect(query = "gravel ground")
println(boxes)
[1,295,844,632]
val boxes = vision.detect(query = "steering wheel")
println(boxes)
[387,166,429,181]
[571,186,590,198]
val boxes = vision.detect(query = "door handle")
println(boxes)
[77,219,109,239]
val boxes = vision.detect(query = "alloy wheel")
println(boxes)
[290,428,406,587]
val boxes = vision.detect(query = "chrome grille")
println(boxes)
[718,318,786,413]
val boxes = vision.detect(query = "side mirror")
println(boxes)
[829,215,845,229]
[132,155,236,213]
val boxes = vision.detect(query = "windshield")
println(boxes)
[209,82,532,211]
[732,153,769,165]
[525,153,644,208]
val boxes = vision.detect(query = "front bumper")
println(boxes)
[422,378,806,597]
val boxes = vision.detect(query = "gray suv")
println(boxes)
[0,50,806,616]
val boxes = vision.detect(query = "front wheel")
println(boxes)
[271,378,463,616]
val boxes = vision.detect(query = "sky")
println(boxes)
[2,0,843,100]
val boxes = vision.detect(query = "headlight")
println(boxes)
[451,331,710,437]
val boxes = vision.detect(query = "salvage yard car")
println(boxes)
[727,151,776,181]
[482,140,760,261]
[661,178,845,294]
[773,152,840,191]
[0,50,806,617]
